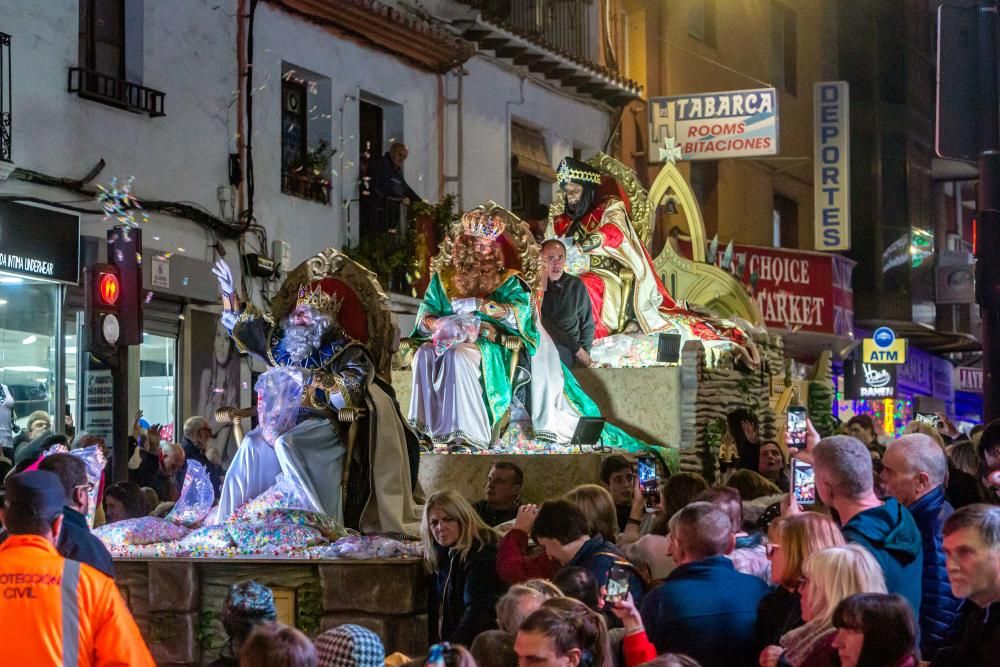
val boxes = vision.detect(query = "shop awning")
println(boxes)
[511,124,556,182]
[855,319,981,354]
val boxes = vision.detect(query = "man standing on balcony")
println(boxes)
[368,142,422,233]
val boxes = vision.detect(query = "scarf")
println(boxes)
[780,621,836,666]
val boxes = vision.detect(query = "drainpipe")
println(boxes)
[505,76,527,207]
[236,0,247,213]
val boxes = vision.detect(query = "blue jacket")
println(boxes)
[640,556,770,667]
[842,497,923,617]
[565,535,646,611]
[908,485,963,658]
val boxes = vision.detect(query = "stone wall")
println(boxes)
[115,557,427,666]
[677,334,786,482]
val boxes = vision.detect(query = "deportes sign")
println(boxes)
[649,88,779,161]
[814,81,851,251]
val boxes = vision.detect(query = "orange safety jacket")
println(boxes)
[0,533,155,667]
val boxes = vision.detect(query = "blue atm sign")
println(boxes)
[862,327,907,364]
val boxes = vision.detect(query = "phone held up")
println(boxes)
[786,406,808,449]
[792,457,817,507]
[637,456,659,511]
[604,563,631,606]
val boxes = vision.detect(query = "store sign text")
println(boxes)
[0,253,55,276]
[814,81,851,251]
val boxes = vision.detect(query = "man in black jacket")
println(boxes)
[933,504,1000,666]
[36,453,114,578]
[539,239,594,368]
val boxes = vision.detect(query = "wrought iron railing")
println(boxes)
[1,32,11,163]
[67,66,166,117]
[465,0,593,63]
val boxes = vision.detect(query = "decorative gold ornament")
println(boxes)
[295,283,344,319]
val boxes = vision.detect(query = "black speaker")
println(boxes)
[657,333,682,363]
[571,417,606,446]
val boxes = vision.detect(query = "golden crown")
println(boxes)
[461,209,505,240]
[295,283,343,318]
[557,158,602,187]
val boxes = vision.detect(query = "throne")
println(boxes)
[402,201,541,445]
[217,247,397,493]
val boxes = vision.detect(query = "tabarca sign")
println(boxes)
[649,88,779,160]
[677,240,856,336]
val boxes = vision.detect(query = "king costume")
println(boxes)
[552,157,755,363]
[408,204,674,465]
[214,259,420,535]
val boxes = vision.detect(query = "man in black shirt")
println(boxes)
[932,504,1000,666]
[36,453,114,578]
[472,462,523,526]
[539,239,594,368]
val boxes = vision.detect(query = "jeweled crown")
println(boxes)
[461,209,505,240]
[557,158,602,187]
[295,283,343,318]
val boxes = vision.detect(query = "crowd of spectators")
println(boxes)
[5,405,1000,666]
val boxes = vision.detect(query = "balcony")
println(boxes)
[455,0,641,105]
[1,32,10,164]
[67,67,165,117]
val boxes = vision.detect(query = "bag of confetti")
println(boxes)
[226,473,316,524]
[257,508,350,541]
[227,523,325,554]
[256,366,308,444]
[67,444,107,528]
[323,535,420,559]
[432,314,480,356]
[177,524,235,553]
[94,516,190,549]
[165,459,215,527]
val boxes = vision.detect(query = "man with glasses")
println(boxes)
[36,453,113,578]
[473,462,523,526]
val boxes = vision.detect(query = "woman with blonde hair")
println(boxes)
[565,484,619,542]
[421,490,502,645]
[756,513,845,647]
[516,597,611,667]
[471,579,564,667]
[759,544,887,667]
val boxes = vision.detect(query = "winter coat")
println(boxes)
[907,485,963,659]
[841,497,923,616]
[931,601,1000,667]
[640,555,770,667]
[429,540,504,646]
[564,534,647,610]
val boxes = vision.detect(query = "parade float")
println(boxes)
[98,152,809,664]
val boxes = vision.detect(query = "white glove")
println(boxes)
[211,259,236,296]
[450,297,479,315]
[220,310,238,331]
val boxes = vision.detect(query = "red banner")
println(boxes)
[677,241,855,336]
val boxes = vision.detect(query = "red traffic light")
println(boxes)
[98,272,120,306]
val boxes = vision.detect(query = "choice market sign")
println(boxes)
[648,88,779,160]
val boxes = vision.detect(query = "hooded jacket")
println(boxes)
[429,540,503,646]
[841,497,923,616]
[907,485,963,659]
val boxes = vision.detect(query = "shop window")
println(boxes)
[772,2,797,96]
[280,63,332,205]
[688,0,717,49]
[0,277,61,432]
[139,332,176,440]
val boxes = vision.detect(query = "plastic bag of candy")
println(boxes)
[226,473,318,524]
[256,508,350,541]
[176,524,235,553]
[165,459,215,527]
[432,314,480,356]
[227,522,325,554]
[256,366,308,444]
[67,444,107,528]
[94,516,190,549]
[322,535,421,559]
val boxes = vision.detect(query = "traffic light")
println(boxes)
[107,226,143,346]
[84,263,122,356]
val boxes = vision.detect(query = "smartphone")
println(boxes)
[637,456,660,511]
[792,458,817,506]
[787,406,808,448]
[604,563,631,605]
[916,412,941,428]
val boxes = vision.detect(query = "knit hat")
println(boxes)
[221,580,277,640]
[315,624,385,667]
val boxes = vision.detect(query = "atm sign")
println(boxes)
[862,337,907,364]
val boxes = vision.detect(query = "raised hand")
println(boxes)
[211,258,236,296]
